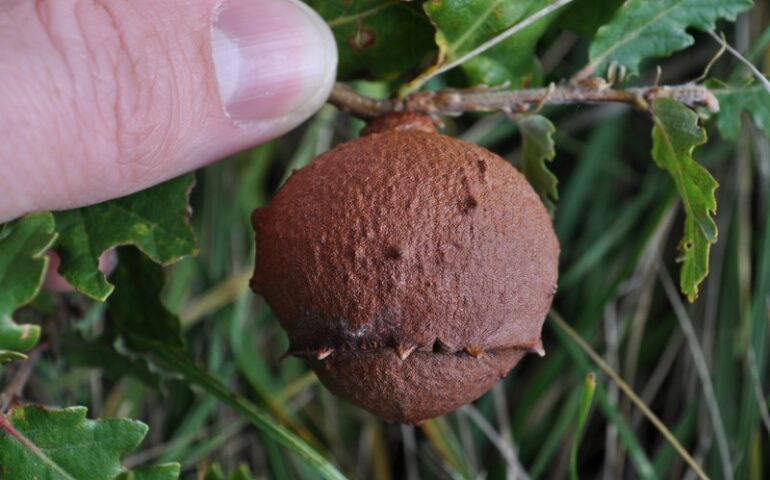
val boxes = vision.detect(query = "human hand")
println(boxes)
[0,0,337,223]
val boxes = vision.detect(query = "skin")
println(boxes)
[1,0,337,288]
[0,0,337,223]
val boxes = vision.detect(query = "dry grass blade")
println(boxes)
[659,266,733,480]
[179,270,252,327]
[461,405,530,479]
[549,309,709,480]
[708,30,770,93]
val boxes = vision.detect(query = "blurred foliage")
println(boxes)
[1,1,770,479]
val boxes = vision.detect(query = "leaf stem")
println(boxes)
[548,310,709,480]
[328,82,719,120]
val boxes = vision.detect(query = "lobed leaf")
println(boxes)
[0,212,57,317]
[108,248,186,352]
[306,0,437,83]
[557,0,624,37]
[651,98,717,301]
[403,0,562,93]
[0,315,40,363]
[0,405,178,480]
[53,174,197,301]
[712,83,770,139]
[516,114,558,214]
[586,0,753,77]
[0,213,56,362]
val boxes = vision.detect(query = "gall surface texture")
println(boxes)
[252,113,559,424]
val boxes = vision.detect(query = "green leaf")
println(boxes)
[557,0,624,37]
[108,248,185,351]
[0,213,56,362]
[0,315,41,360]
[0,405,178,480]
[585,0,753,77]
[0,350,28,363]
[306,1,437,82]
[516,114,558,214]
[107,248,346,480]
[712,83,770,139]
[651,98,717,301]
[0,212,57,316]
[403,0,561,93]
[53,174,197,301]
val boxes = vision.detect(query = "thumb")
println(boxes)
[0,0,337,222]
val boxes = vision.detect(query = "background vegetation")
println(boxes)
[1,0,770,478]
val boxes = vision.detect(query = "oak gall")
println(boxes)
[251,112,559,424]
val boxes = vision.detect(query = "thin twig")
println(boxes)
[327,82,719,120]
[659,267,733,480]
[708,30,770,93]
[549,309,709,480]
[406,0,578,92]
[328,83,392,119]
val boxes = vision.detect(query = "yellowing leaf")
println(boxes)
[651,99,717,301]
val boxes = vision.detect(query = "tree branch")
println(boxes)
[327,81,719,120]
